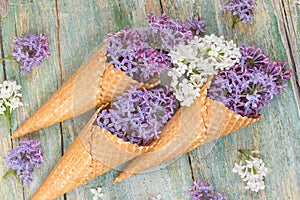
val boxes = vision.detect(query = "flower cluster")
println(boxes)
[189,180,227,200]
[146,13,205,50]
[90,186,104,200]
[4,139,44,185]
[11,33,51,74]
[105,13,205,82]
[224,0,257,26]
[208,45,292,118]
[0,80,23,128]
[167,34,240,106]
[97,86,178,146]
[232,150,268,192]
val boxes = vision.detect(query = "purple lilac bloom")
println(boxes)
[97,86,178,146]
[4,139,44,186]
[208,45,292,118]
[224,0,257,25]
[105,29,172,82]
[146,13,199,50]
[109,45,172,82]
[189,180,227,200]
[11,33,51,74]
[105,29,148,61]
[185,16,206,36]
[105,14,205,82]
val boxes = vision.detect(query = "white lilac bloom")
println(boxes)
[0,80,23,128]
[167,34,240,106]
[90,187,104,200]
[232,150,268,192]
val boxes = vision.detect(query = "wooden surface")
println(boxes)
[0,0,299,199]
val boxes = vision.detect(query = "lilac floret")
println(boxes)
[239,45,269,66]
[4,139,44,185]
[208,45,292,118]
[185,16,206,36]
[224,0,257,25]
[11,33,51,74]
[189,180,227,200]
[97,86,178,146]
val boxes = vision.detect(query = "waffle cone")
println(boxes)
[115,87,261,183]
[114,83,209,183]
[31,109,151,200]
[195,98,261,148]
[12,45,158,138]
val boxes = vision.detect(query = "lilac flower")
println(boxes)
[10,33,51,74]
[4,139,43,185]
[208,45,292,118]
[0,80,23,129]
[185,16,206,36]
[105,29,148,61]
[105,14,206,82]
[189,180,227,200]
[224,0,257,27]
[146,13,202,50]
[239,45,269,66]
[105,29,173,82]
[232,150,268,192]
[97,86,178,146]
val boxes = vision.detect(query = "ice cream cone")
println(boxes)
[114,88,261,183]
[31,107,152,200]
[114,83,210,183]
[12,45,158,138]
[193,98,261,148]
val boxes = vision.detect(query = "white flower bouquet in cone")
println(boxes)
[114,40,292,182]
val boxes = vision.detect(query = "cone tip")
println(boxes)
[113,177,121,184]
[11,130,23,138]
[114,171,135,184]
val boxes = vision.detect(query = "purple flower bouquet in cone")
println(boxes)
[31,86,178,200]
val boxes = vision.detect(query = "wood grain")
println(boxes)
[0,0,8,18]
[0,0,299,199]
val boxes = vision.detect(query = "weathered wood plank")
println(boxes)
[0,0,63,199]
[272,0,300,116]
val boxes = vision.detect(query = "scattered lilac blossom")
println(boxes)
[224,0,257,27]
[0,80,23,129]
[189,180,227,200]
[11,33,51,74]
[232,150,268,192]
[90,186,104,200]
[4,139,43,186]
[208,45,292,118]
[97,86,178,146]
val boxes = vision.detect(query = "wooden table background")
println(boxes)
[0,0,299,199]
